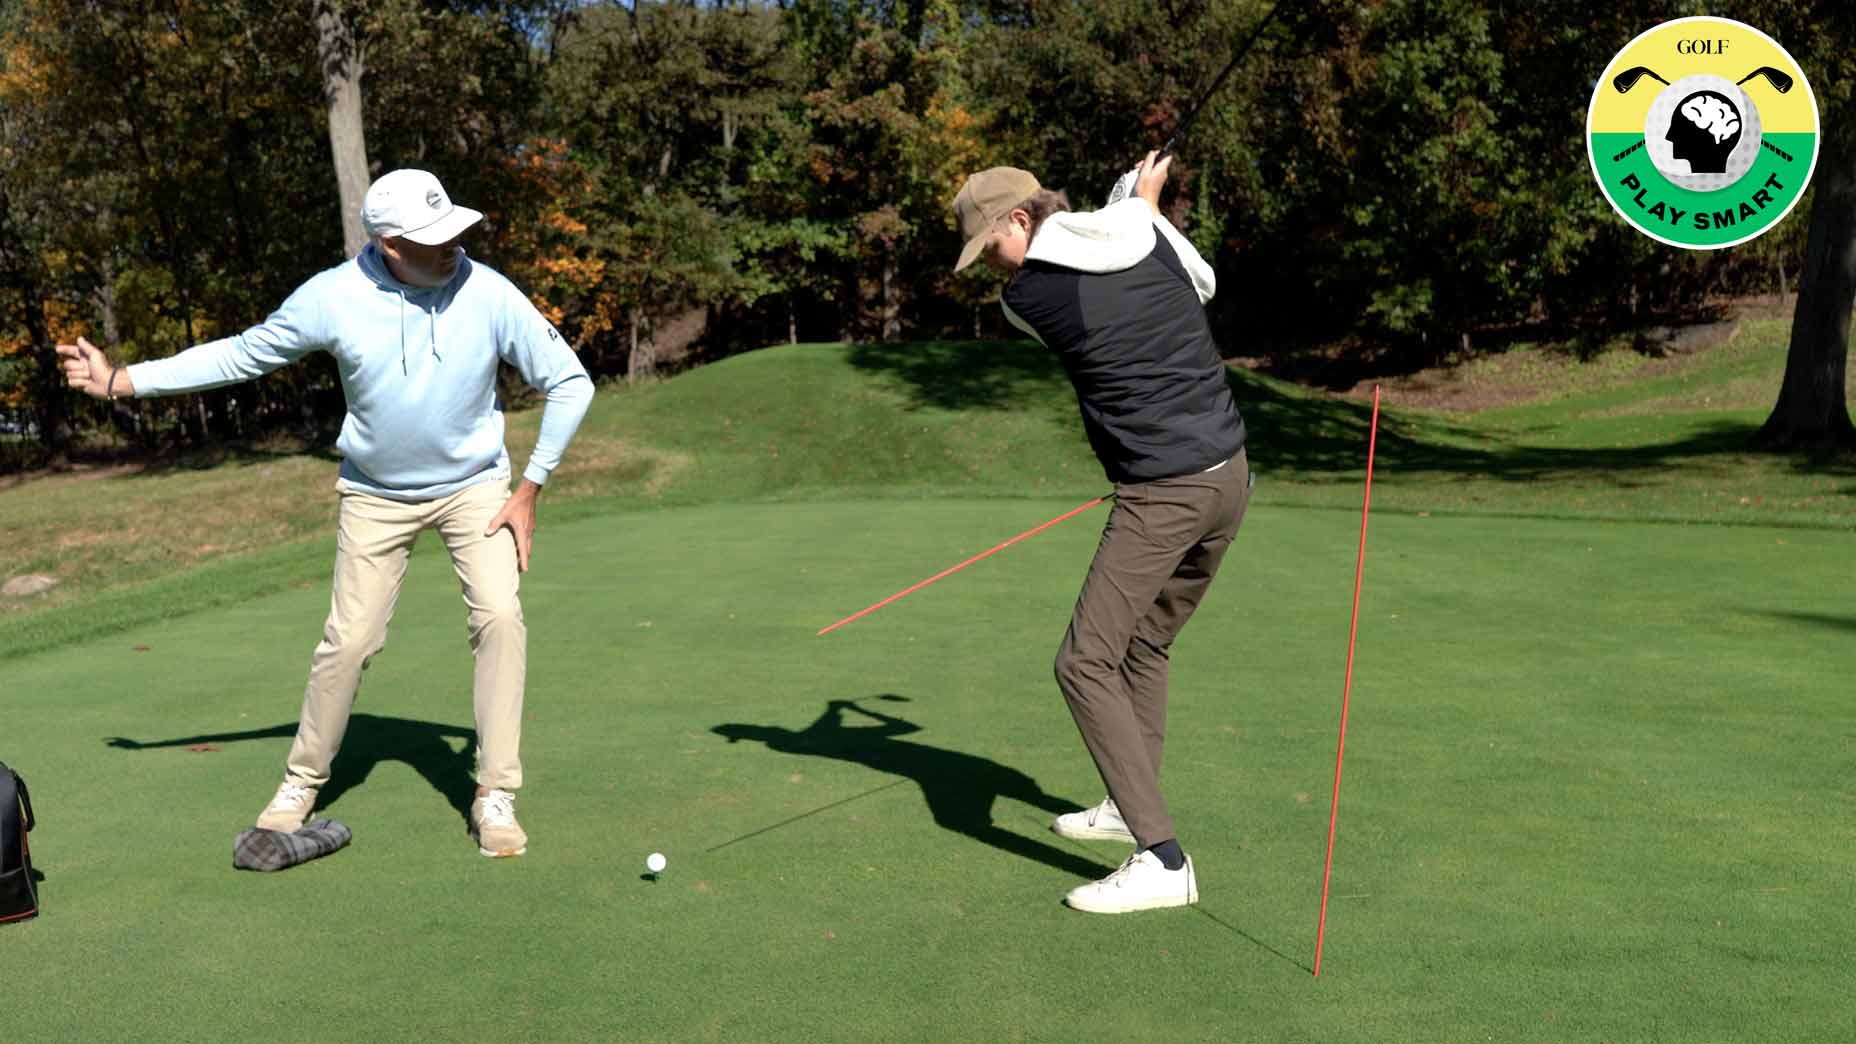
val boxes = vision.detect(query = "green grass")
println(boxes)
[6,500,1852,1042]
[3,324,1855,1040]
[6,318,1852,658]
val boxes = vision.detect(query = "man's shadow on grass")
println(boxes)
[105,713,478,823]
[712,696,1110,880]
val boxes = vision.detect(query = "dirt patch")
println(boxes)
[0,462,143,493]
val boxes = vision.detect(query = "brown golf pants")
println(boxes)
[1053,448,1252,848]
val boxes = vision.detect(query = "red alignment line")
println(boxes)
[1314,385,1381,978]
[817,496,1109,637]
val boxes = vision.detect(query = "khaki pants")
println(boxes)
[285,480,527,791]
[1053,449,1252,848]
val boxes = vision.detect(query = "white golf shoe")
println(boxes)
[255,779,317,832]
[470,788,528,858]
[1064,850,1198,914]
[1051,797,1135,843]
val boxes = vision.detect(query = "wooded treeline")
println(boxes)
[3,0,1851,468]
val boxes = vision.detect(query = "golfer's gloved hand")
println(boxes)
[1107,167,1141,206]
[1133,151,1171,213]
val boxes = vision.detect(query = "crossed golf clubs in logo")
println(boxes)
[1608,66,1796,164]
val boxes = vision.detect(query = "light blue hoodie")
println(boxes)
[127,244,593,501]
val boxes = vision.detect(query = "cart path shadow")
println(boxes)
[105,712,477,823]
[711,695,1112,880]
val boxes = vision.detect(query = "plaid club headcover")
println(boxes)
[233,818,352,872]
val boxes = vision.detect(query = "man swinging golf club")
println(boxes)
[950,152,1252,913]
[57,169,593,859]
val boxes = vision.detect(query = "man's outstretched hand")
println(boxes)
[56,336,133,399]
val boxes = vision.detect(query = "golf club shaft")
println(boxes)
[817,495,1112,636]
[1160,3,1282,157]
[1106,3,1280,205]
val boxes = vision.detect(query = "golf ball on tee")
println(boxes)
[646,852,667,873]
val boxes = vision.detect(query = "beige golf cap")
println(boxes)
[952,167,1042,272]
[361,169,484,245]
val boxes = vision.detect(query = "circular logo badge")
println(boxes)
[425,189,445,210]
[1587,17,1817,249]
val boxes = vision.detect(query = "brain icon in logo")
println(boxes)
[1668,92,1742,173]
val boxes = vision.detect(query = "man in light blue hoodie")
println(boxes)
[57,169,593,858]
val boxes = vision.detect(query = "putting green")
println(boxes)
[6,499,1852,1042]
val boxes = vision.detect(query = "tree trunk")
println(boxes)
[96,256,142,447]
[629,313,658,383]
[1753,117,1856,451]
[97,253,121,347]
[29,307,70,469]
[880,244,900,342]
[316,0,370,258]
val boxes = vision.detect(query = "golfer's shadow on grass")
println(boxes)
[106,713,478,823]
[711,696,1110,880]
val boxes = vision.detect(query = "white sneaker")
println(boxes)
[1064,850,1198,914]
[469,788,528,858]
[1051,797,1135,843]
[255,780,317,832]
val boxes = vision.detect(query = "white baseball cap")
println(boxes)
[361,169,484,245]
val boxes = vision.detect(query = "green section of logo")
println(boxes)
[1591,132,1815,247]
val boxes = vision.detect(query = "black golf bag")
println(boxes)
[1,760,38,923]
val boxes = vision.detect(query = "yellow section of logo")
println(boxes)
[1590,18,1813,133]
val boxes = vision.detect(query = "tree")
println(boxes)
[1752,117,1856,450]
[0,7,68,463]
[1746,2,1856,450]
[793,0,984,341]
[315,0,370,257]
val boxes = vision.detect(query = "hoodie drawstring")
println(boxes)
[395,287,443,374]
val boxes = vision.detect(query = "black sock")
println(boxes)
[1146,838,1185,871]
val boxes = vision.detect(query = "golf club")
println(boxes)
[1738,66,1794,93]
[1611,135,1793,167]
[1609,63,1798,165]
[1612,66,1670,93]
[1107,3,1282,205]
[1612,140,1647,162]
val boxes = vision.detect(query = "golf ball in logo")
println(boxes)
[1643,75,1762,192]
[646,852,667,873]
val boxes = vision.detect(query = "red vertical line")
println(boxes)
[1314,385,1381,977]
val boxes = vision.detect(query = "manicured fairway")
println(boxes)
[6,497,1852,1042]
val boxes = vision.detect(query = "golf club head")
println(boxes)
[1612,66,1669,93]
[876,694,910,703]
[1739,66,1794,93]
